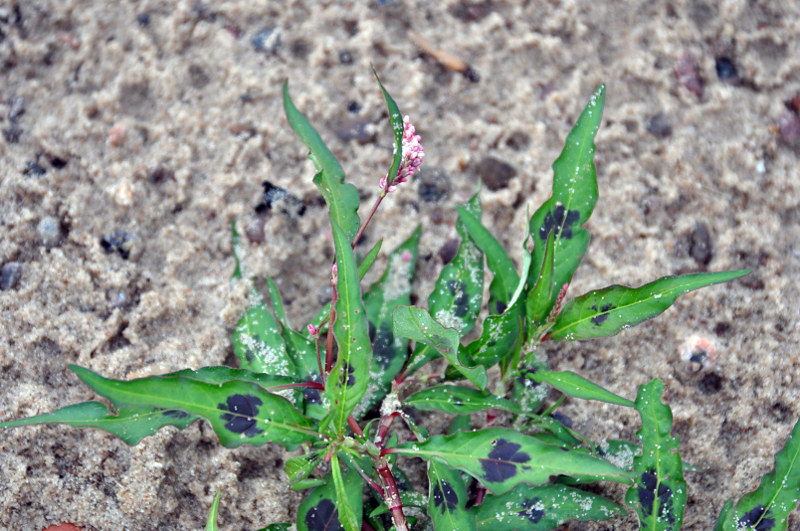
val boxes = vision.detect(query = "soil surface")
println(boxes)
[1,1,799,530]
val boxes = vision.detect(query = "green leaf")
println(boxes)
[231,220,243,280]
[232,297,296,376]
[393,306,487,390]
[456,205,518,314]
[331,453,362,531]
[206,491,222,531]
[283,81,360,242]
[0,401,197,445]
[428,458,477,531]
[530,370,634,407]
[473,483,624,530]
[625,379,685,531]
[526,229,556,330]
[266,277,289,327]
[526,85,605,317]
[406,385,521,415]
[297,467,362,531]
[286,451,324,489]
[260,525,292,531]
[325,220,373,435]
[70,365,319,449]
[394,428,633,495]
[372,66,405,191]
[715,416,800,531]
[356,226,421,418]
[548,270,750,341]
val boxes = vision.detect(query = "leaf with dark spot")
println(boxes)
[297,458,363,531]
[549,271,749,341]
[529,369,634,407]
[395,428,632,495]
[526,86,604,320]
[716,415,800,530]
[303,499,341,531]
[219,394,263,437]
[472,483,624,530]
[428,459,476,530]
[625,380,685,530]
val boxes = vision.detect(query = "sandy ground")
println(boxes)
[1,1,799,529]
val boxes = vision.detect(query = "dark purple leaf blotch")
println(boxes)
[539,204,580,241]
[305,498,343,531]
[218,394,263,437]
[432,480,459,514]
[479,438,531,483]
[738,505,775,531]
[590,303,614,325]
[518,496,545,524]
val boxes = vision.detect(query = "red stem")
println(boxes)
[325,279,338,374]
[348,415,364,438]
[375,456,409,531]
[352,190,387,248]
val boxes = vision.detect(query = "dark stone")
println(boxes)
[251,27,281,53]
[23,161,46,176]
[335,117,376,144]
[49,156,67,169]
[698,372,723,395]
[505,131,530,151]
[449,1,494,22]
[37,216,63,248]
[714,321,731,336]
[474,157,517,191]
[439,239,459,264]
[257,181,306,217]
[464,66,480,83]
[290,39,310,59]
[346,100,361,114]
[689,222,713,265]
[100,231,137,260]
[647,111,673,138]
[4,124,22,143]
[417,168,450,202]
[8,96,25,122]
[148,165,174,183]
[188,64,210,89]
[778,110,800,146]
[0,262,22,290]
[715,56,738,81]
[136,13,150,27]
[339,49,353,64]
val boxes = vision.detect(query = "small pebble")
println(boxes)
[689,222,712,265]
[681,334,717,372]
[346,100,361,114]
[251,27,281,54]
[335,117,376,145]
[675,51,703,99]
[256,181,306,217]
[136,13,150,27]
[474,156,517,191]
[108,122,127,147]
[49,156,67,169]
[8,96,25,122]
[439,239,460,264]
[23,161,46,176]
[505,131,530,151]
[101,231,138,260]
[37,216,63,247]
[3,124,22,143]
[778,110,800,146]
[0,262,22,290]
[715,56,738,82]
[339,49,353,64]
[647,111,673,138]
[244,216,265,243]
[417,168,450,203]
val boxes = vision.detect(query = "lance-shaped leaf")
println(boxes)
[69,365,319,449]
[473,483,624,530]
[372,66,405,189]
[356,226,421,418]
[715,416,800,531]
[283,81,360,242]
[206,491,222,531]
[428,458,477,531]
[393,306,487,390]
[303,239,383,337]
[298,466,363,531]
[548,270,750,341]
[230,220,243,280]
[394,428,633,495]
[526,229,556,330]
[331,454,362,531]
[625,379,685,531]
[406,385,521,415]
[530,370,634,407]
[266,277,289,327]
[286,450,325,490]
[232,297,296,376]
[526,85,605,317]
[0,401,197,445]
[325,220,373,435]
[457,205,518,314]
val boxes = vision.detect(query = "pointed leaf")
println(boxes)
[266,277,289,327]
[0,401,197,445]
[298,467,362,531]
[526,85,605,317]
[231,220,243,280]
[526,229,556,329]
[331,454,362,531]
[372,66,405,189]
[283,81,360,242]
[715,416,800,531]
[286,451,324,489]
[356,226,421,418]
[474,482,624,530]
[325,220,373,434]
[394,428,633,495]
[530,370,634,407]
[70,365,319,449]
[206,491,222,531]
[406,385,521,415]
[428,459,477,531]
[232,297,296,376]
[457,205,518,314]
[625,380,685,531]
[393,306,487,390]
[549,270,750,341]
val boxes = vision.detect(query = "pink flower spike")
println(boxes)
[307,324,319,337]
[381,115,424,193]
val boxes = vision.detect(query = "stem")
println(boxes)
[270,381,324,391]
[374,412,400,451]
[352,189,387,248]
[348,415,364,439]
[375,456,409,531]
[325,268,339,374]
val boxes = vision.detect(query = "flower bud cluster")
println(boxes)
[380,116,424,193]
